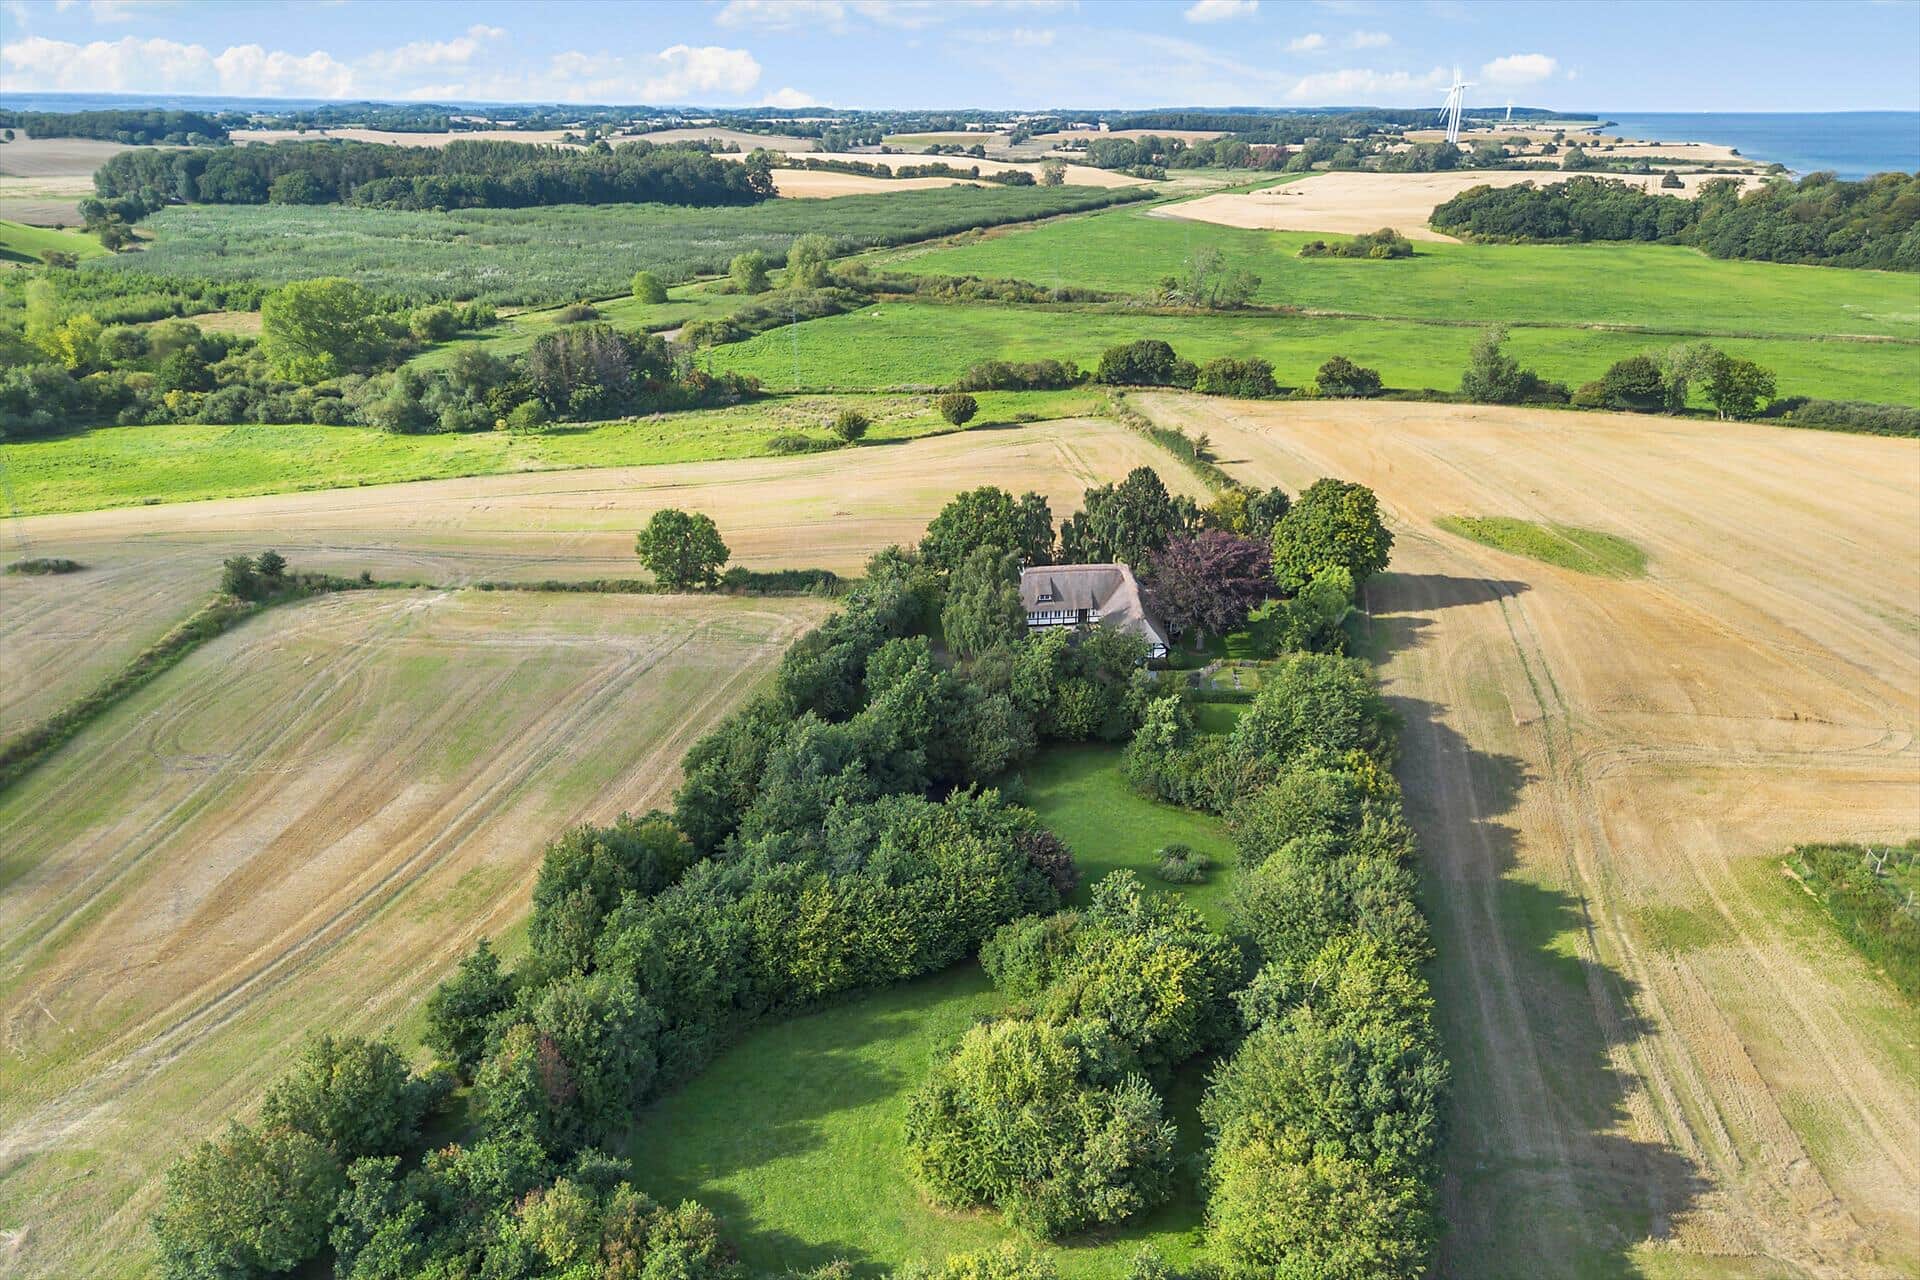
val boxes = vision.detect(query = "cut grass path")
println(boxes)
[627,745,1236,1278]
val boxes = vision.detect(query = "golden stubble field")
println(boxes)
[2,417,1195,734]
[1138,392,1920,1279]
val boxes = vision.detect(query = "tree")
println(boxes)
[920,486,1054,572]
[631,270,668,304]
[1597,354,1667,411]
[1315,355,1383,398]
[261,278,390,383]
[937,392,978,426]
[423,937,513,1077]
[831,407,870,441]
[1458,327,1537,404]
[729,250,770,295]
[221,554,263,600]
[1145,530,1272,646]
[1058,467,1193,566]
[257,1035,436,1161]
[1094,339,1193,387]
[941,547,1027,659]
[1660,341,1719,413]
[157,347,214,393]
[1704,352,1776,419]
[1270,478,1392,592]
[1194,356,1277,398]
[152,1123,344,1280]
[785,232,834,288]
[254,549,287,583]
[635,508,729,590]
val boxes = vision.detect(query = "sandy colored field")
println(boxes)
[771,168,978,197]
[0,588,827,1278]
[638,126,820,151]
[1405,127,1745,164]
[1,417,1193,734]
[1136,392,1920,1278]
[1031,128,1227,145]
[724,150,1150,189]
[0,174,96,226]
[231,126,586,148]
[0,136,131,178]
[1156,169,1761,241]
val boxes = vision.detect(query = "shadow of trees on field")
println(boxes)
[1389,694,1708,1278]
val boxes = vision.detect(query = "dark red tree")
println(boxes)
[1146,529,1273,643]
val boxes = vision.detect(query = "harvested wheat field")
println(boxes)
[1156,169,1760,241]
[2,417,1190,739]
[230,126,586,148]
[0,588,829,1277]
[771,167,980,197]
[724,151,1150,189]
[1136,392,1920,1278]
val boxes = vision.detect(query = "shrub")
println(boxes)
[1597,354,1667,411]
[423,937,513,1078]
[1298,227,1414,259]
[1154,843,1209,883]
[1758,397,1920,437]
[767,430,835,454]
[1094,339,1195,388]
[1194,356,1278,398]
[1315,355,1383,398]
[954,358,1083,392]
[1230,652,1393,773]
[257,1035,441,1161]
[937,391,979,426]
[631,270,668,303]
[555,302,600,324]
[6,557,83,575]
[831,407,871,442]
[729,249,770,294]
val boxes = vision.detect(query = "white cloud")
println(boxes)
[360,24,505,77]
[1346,29,1390,48]
[1479,52,1558,86]
[212,44,356,97]
[1185,0,1258,21]
[1287,64,1448,102]
[641,44,763,100]
[0,33,352,96]
[960,25,1057,46]
[1287,32,1327,52]
[717,0,1072,31]
[762,85,820,108]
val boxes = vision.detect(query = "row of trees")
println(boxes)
[1462,327,1780,419]
[94,139,775,212]
[0,108,227,144]
[1431,172,1920,270]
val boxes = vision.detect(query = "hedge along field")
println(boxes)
[709,301,1920,405]
[880,202,1920,340]
[625,745,1238,1278]
[408,287,743,370]
[84,185,1151,306]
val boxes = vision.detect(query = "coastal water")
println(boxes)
[1595,111,1919,179]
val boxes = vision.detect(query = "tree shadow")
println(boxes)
[1389,696,1710,1277]
[1356,573,1529,664]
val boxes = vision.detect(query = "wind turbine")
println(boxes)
[1439,66,1474,144]
[1505,98,1514,123]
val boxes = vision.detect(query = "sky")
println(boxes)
[1,0,1917,113]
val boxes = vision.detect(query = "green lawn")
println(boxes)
[409,287,744,370]
[624,746,1236,1278]
[0,218,106,265]
[1434,516,1649,578]
[709,301,1920,405]
[879,202,1920,341]
[0,389,1101,517]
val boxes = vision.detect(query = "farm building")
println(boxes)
[1019,562,1170,658]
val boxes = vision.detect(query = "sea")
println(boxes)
[1590,111,1920,180]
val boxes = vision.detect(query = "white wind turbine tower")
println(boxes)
[1505,98,1514,123]
[1439,66,1474,144]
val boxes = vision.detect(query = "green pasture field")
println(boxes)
[709,301,1920,405]
[1434,516,1649,578]
[85,186,1150,306]
[879,203,1920,341]
[626,744,1235,1279]
[409,287,742,370]
[0,218,106,264]
[0,389,1102,517]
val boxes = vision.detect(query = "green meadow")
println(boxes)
[1435,516,1650,578]
[710,301,1920,404]
[880,202,1920,340]
[0,218,107,264]
[408,287,743,370]
[626,745,1235,1279]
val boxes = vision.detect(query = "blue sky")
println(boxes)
[2,0,1916,112]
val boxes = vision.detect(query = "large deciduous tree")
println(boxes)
[635,508,729,590]
[260,277,391,383]
[1058,466,1194,566]
[1269,478,1392,592]
[919,486,1054,572]
[152,1123,344,1280]
[1146,529,1272,645]
[941,546,1027,659]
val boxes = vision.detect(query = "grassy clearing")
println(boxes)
[409,287,741,369]
[878,203,1920,341]
[91,186,1150,306]
[0,389,1100,517]
[1786,841,1920,999]
[0,217,106,264]
[1434,516,1649,578]
[625,745,1235,1279]
[708,301,1920,405]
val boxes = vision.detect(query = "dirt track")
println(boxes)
[2,417,1191,734]
[0,589,828,1276]
[1138,393,1920,1277]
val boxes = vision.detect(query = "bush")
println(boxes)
[6,557,83,575]
[1194,356,1278,398]
[1758,396,1920,437]
[1298,227,1414,259]
[1094,339,1195,388]
[1460,326,1556,405]
[937,391,979,426]
[954,358,1084,391]
[767,430,836,454]
[1597,354,1667,411]
[831,407,871,442]
[1314,355,1383,398]
[423,937,513,1078]
[1231,652,1393,774]
[555,301,600,324]
[257,1035,440,1161]
[1154,843,1209,883]
[631,269,668,303]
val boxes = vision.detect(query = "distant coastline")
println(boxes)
[1587,111,1920,179]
